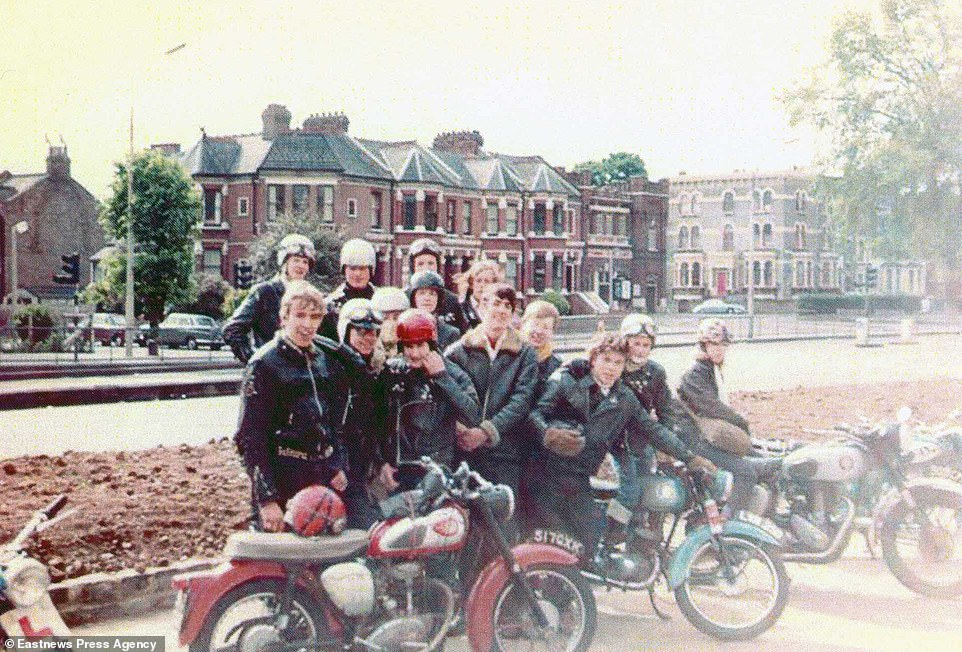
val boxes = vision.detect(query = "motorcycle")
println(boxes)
[1,495,74,641]
[544,460,790,641]
[746,411,962,598]
[174,459,596,652]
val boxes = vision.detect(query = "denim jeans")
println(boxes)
[613,446,656,511]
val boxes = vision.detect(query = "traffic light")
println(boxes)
[865,265,878,289]
[53,252,80,285]
[235,261,253,290]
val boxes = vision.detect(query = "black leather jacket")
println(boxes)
[222,276,286,364]
[437,320,461,352]
[319,281,377,341]
[234,334,365,507]
[445,326,538,465]
[381,358,481,467]
[340,353,387,483]
[677,358,750,433]
[531,363,695,480]
[460,295,482,330]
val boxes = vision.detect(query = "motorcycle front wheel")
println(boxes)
[674,535,789,641]
[880,493,962,598]
[189,579,328,652]
[491,563,596,652]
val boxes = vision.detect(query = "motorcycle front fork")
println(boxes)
[480,502,550,629]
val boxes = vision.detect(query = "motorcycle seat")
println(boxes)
[224,529,369,562]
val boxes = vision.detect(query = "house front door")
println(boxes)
[716,269,728,296]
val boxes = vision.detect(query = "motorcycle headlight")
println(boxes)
[484,484,515,522]
[4,557,51,608]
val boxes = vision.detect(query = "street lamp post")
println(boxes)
[124,43,187,358]
[9,220,29,305]
[125,107,135,357]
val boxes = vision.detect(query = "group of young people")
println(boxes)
[225,233,760,561]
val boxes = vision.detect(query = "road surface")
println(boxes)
[3,334,960,460]
[77,539,962,651]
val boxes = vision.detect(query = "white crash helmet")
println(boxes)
[620,313,657,345]
[337,298,382,344]
[340,239,376,269]
[371,287,410,314]
[408,238,442,271]
[276,234,317,267]
[697,318,733,345]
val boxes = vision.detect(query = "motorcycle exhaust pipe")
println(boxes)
[422,576,456,652]
[783,496,856,564]
[582,555,661,591]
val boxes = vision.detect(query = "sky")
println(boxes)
[1,0,877,197]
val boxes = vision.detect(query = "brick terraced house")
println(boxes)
[178,105,583,295]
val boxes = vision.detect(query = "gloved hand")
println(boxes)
[688,455,718,476]
[544,428,586,457]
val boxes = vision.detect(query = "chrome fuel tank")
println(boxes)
[783,442,866,483]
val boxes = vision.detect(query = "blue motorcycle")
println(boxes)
[583,461,789,641]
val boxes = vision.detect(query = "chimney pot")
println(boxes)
[46,145,70,180]
[262,104,292,140]
[432,130,484,157]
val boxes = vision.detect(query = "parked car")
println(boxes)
[91,312,127,346]
[692,298,747,315]
[136,313,225,350]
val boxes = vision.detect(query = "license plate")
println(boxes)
[0,594,70,637]
[735,510,785,543]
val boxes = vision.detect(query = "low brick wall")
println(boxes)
[50,558,220,626]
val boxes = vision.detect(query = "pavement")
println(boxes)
[75,541,962,651]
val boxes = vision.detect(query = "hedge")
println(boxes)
[796,293,921,314]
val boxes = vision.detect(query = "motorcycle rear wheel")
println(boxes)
[880,494,962,598]
[189,579,328,652]
[674,535,789,641]
[491,563,596,652]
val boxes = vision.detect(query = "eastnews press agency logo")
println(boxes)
[4,638,163,652]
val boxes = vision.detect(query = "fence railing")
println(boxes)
[0,323,232,365]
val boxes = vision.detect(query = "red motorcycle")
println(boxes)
[173,459,596,652]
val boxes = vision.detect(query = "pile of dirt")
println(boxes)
[1,378,959,581]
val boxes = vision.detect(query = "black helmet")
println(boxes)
[408,238,442,271]
[409,270,445,294]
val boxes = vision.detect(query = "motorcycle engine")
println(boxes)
[359,572,454,652]
[321,562,374,616]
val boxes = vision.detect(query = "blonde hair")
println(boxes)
[586,332,628,364]
[466,260,503,289]
[522,299,560,326]
[280,280,325,319]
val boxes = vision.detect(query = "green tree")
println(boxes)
[784,0,962,300]
[176,274,232,319]
[247,212,345,291]
[97,150,201,328]
[574,152,648,186]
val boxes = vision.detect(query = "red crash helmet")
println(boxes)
[284,485,346,537]
[396,308,437,345]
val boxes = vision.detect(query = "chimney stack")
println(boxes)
[46,145,70,180]
[432,130,484,157]
[261,104,292,140]
[302,112,350,135]
[150,143,182,156]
